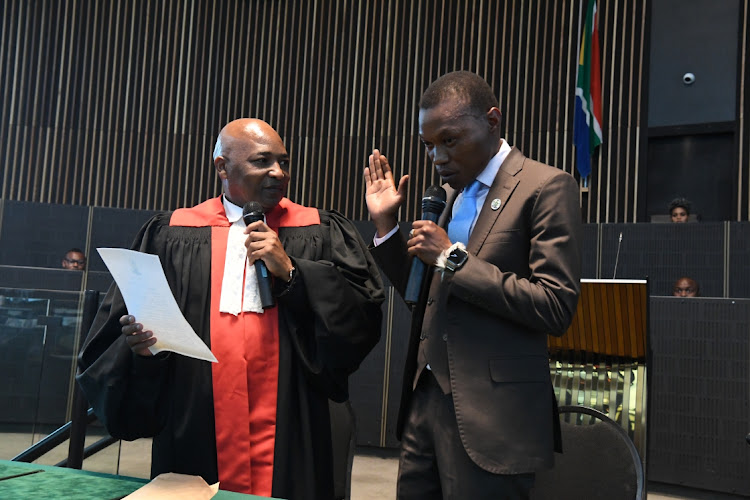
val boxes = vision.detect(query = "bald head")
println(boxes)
[213,118,291,211]
[213,118,282,161]
[673,277,699,297]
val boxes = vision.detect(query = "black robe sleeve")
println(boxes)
[77,212,214,442]
[271,210,384,500]
[276,210,385,401]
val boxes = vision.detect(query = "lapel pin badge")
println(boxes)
[491,198,502,210]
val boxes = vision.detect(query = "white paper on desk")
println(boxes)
[123,472,219,499]
[97,248,218,363]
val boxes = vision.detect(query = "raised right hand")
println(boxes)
[120,315,156,357]
[364,149,409,237]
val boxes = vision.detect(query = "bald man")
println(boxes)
[673,277,699,297]
[78,119,384,499]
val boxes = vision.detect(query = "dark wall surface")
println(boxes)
[649,297,750,496]
[0,200,158,278]
[729,222,750,298]
[88,207,159,273]
[646,133,735,222]
[0,201,89,268]
[648,0,740,127]
[597,222,725,297]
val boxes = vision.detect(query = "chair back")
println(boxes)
[532,405,645,500]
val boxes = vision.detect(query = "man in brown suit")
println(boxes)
[364,71,582,499]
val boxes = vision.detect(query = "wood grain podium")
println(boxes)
[549,279,648,360]
[549,279,649,461]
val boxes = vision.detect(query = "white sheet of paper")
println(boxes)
[98,248,218,363]
[123,472,219,499]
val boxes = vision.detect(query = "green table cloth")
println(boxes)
[0,460,274,499]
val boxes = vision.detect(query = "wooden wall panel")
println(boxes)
[1,0,657,222]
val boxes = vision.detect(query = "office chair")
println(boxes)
[532,405,645,500]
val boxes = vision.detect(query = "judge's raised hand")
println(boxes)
[365,149,409,237]
[120,315,156,357]
[244,220,294,281]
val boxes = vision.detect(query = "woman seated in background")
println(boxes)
[669,197,691,223]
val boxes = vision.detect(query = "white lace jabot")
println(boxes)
[218,197,264,315]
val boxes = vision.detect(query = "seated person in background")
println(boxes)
[669,197,691,223]
[673,277,699,297]
[77,118,385,499]
[61,248,86,270]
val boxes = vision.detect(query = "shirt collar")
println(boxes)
[221,195,244,224]
[474,139,512,190]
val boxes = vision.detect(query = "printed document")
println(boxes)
[98,248,218,363]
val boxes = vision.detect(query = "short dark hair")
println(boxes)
[668,197,691,216]
[67,248,85,255]
[419,71,498,115]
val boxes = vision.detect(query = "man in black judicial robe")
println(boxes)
[77,118,384,499]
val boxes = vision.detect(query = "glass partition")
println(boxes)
[0,288,77,458]
[0,287,149,476]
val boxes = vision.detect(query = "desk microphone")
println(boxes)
[405,185,447,306]
[612,231,623,279]
[242,201,276,309]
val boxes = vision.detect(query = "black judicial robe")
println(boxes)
[77,199,384,500]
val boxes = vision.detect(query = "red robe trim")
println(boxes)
[170,196,319,495]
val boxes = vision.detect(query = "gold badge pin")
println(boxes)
[491,198,502,210]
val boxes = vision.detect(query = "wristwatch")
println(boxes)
[445,246,469,272]
[286,266,296,284]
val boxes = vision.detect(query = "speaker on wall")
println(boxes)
[648,0,740,127]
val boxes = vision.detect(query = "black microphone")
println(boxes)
[612,231,623,279]
[242,201,276,309]
[404,185,447,306]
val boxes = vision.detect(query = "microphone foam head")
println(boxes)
[242,201,265,224]
[422,185,447,214]
[424,185,447,202]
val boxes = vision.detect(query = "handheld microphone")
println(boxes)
[404,185,447,306]
[242,201,276,309]
[612,231,623,279]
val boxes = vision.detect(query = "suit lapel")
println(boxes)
[467,148,524,254]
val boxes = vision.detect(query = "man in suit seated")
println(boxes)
[364,71,582,499]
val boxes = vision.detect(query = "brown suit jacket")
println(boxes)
[371,147,582,474]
